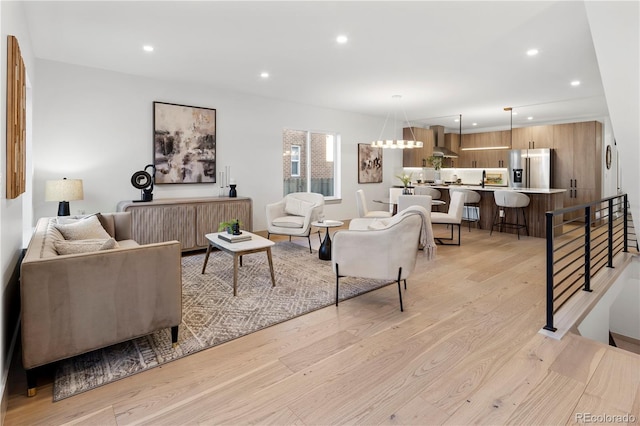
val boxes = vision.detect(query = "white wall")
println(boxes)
[578,257,640,344]
[1,0,36,414]
[586,2,640,229]
[33,59,404,231]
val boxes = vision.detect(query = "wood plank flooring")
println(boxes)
[5,224,639,425]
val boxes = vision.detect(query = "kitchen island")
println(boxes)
[424,185,566,238]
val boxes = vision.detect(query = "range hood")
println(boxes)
[429,124,459,158]
[432,146,459,158]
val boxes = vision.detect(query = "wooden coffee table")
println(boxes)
[202,231,276,296]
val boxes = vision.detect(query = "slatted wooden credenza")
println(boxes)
[117,197,253,251]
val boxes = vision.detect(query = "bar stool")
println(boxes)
[414,187,442,211]
[490,190,530,239]
[450,188,481,231]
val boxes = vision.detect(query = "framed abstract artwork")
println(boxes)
[153,101,216,184]
[358,143,383,183]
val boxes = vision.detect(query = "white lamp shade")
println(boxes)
[45,179,84,202]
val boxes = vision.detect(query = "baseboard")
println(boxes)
[1,315,20,426]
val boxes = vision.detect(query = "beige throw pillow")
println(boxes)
[54,238,118,255]
[54,215,111,240]
[284,198,314,217]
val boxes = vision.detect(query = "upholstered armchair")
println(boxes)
[332,206,433,311]
[266,192,325,252]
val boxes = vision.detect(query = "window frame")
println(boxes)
[283,128,341,201]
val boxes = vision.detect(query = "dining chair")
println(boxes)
[430,191,465,245]
[355,190,392,218]
[389,188,404,214]
[397,195,432,218]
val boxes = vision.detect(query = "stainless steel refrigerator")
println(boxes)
[508,148,553,189]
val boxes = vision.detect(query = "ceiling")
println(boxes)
[22,1,609,133]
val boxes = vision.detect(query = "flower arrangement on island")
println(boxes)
[396,172,413,188]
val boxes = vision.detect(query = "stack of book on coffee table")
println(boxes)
[218,232,252,243]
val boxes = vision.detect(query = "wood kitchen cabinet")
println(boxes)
[458,130,510,167]
[511,125,554,149]
[402,127,434,167]
[553,121,602,221]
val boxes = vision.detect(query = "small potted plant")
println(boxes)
[395,172,413,194]
[218,219,242,235]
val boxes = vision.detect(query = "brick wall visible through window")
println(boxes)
[282,129,339,197]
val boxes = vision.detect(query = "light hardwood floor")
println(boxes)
[5,224,639,425]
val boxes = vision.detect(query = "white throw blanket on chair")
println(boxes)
[400,207,437,260]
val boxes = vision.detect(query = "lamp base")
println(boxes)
[57,201,70,216]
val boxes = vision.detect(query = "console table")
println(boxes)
[117,197,253,251]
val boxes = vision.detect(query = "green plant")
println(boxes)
[218,219,242,232]
[427,155,443,170]
[395,172,413,187]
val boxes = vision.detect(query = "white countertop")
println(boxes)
[425,185,566,194]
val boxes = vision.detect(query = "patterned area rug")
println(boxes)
[53,242,391,401]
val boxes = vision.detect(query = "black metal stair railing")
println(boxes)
[544,193,638,332]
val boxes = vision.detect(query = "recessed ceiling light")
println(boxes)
[571,80,581,86]
[260,72,269,78]
[527,116,534,120]
[454,118,459,122]
[512,112,518,115]
[143,45,154,52]
[336,35,348,44]
[472,123,478,126]
[526,48,539,56]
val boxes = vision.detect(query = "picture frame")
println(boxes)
[153,101,216,184]
[358,143,383,183]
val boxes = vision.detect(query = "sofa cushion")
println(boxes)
[55,215,112,240]
[272,215,305,228]
[284,198,314,217]
[41,221,65,258]
[53,238,119,255]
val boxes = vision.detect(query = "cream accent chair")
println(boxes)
[355,189,392,218]
[431,191,465,245]
[332,206,427,311]
[397,195,432,218]
[266,192,324,252]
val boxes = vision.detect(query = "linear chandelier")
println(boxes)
[371,95,423,149]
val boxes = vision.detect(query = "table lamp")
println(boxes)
[45,178,84,216]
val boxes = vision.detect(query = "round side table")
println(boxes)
[311,220,344,260]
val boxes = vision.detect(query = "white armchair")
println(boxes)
[266,192,324,253]
[332,206,432,311]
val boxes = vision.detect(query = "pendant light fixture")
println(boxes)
[371,95,423,149]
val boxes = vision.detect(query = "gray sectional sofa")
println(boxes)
[20,212,182,396]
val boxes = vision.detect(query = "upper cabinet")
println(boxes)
[402,127,434,167]
[511,125,554,149]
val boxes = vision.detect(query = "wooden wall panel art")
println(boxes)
[6,35,26,199]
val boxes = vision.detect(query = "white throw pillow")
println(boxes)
[54,238,118,255]
[367,220,389,230]
[284,198,314,217]
[54,215,111,240]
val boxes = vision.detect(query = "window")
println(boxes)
[282,129,341,199]
[290,145,301,177]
